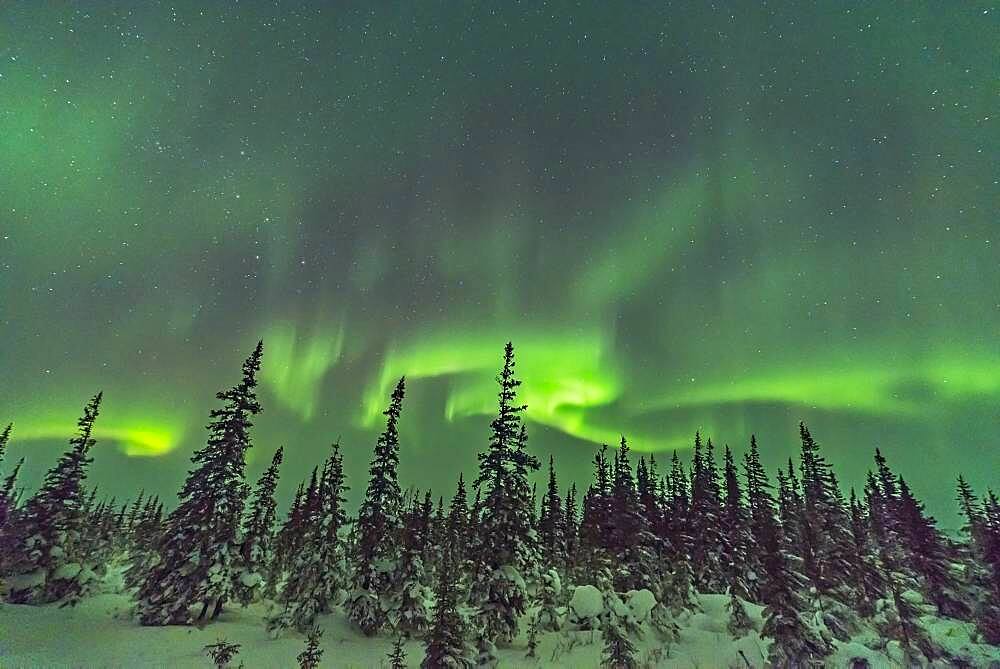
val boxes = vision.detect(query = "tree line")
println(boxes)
[0,341,998,667]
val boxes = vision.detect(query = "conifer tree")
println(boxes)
[446,473,469,571]
[297,627,324,669]
[422,553,474,668]
[845,489,884,616]
[688,434,724,591]
[389,636,408,669]
[608,437,657,592]
[136,342,263,625]
[3,393,102,605]
[726,585,753,638]
[349,377,406,636]
[601,604,638,669]
[234,446,283,606]
[563,483,578,573]
[268,443,349,634]
[579,445,613,576]
[393,491,434,635]
[796,424,856,617]
[975,489,1000,643]
[272,480,306,589]
[719,444,750,597]
[537,455,565,571]
[469,343,539,644]
[895,476,968,619]
[0,454,24,533]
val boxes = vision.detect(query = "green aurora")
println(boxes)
[1,2,997,522]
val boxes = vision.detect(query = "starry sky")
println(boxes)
[1,2,997,523]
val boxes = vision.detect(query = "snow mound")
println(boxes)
[569,585,603,619]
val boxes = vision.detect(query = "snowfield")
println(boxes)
[1,589,997,668]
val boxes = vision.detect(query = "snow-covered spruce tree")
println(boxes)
[422,552,475,668]
[135,342,263,625]
[3,392,103,605]
[719,444,751,599]
[975,489,1000,644]
[349,376,406,636]
[664,449,691,555]
[601,600,638,669]
[469,343,540,644]
[895,475,969,619]
[795,424,859,638]
[124,495,164,590]
[726,584,752,638]
[537,455,565,572]
[296,627,324,669]
[688,434,724,592]
[0,422,24,554]
[391,491,434,635]
[388,635,407,669]
[534,567,562,632]
[845,488,885,616]
[742,439,829,666]
[759,516,831,667]
[445,473,469,572]
[233,446,283,606]
[562,483,578,574]
[271,480,306,590]
[267,443,349,635]
[608,437,658,593]
[578,445,613,579]
[0,456,24,538]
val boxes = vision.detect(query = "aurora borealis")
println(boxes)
[1,3,996,522]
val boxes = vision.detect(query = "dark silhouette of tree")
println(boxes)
[349,377,406,636]
[469,343,539,644]
[234,446,283,606]
[136,342,263,625]
[3,393,102,605]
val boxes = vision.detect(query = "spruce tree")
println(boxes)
[136,342,263,625]
[726,584,753,638]
[688,434,724,591]
[719,444,750,598]
[446,473,469,571]
[796,425,855,609]
[234,446,283,606]
[578,445,613,577]
[349,377,406,636]
[272,480,306,589]
[895,476,968,619]
[976,489,1000,643]
[297,627,324,669]
[0,451,24,534]
[268,443,349,634]
[3,393,103,605]
[469,343,539,644]
[846,489,884,616]
[601,603,638,669]
[537,455,565,571]
[563,483,578,573]
[389,635,408,669]
[422,553,474,668]
[393,491,434,635]
[608,437,657,593]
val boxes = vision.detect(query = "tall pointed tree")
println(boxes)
[136,342,263,625]
[3,394,102,604]
[234,446,283,606]
[470,342,540,644]
[537,455,565,571]
[349,377,406,636]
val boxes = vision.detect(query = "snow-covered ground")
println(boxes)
[2,589,997,668]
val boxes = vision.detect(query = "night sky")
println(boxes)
[2,2,996,523]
